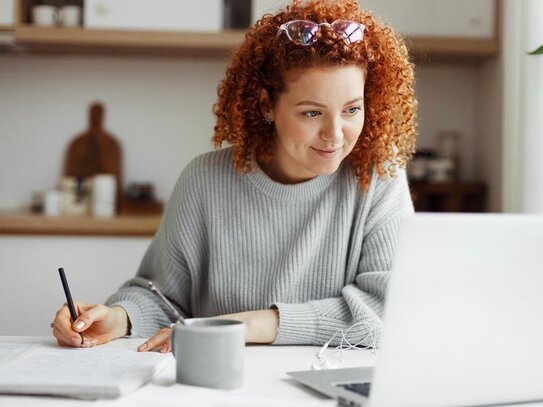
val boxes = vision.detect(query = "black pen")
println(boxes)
[58,267,84,345]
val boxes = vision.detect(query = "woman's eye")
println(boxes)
[345,106,361,115]
[303,110,321,118]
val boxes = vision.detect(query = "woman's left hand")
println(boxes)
[137,326,172,353]
[137,309,279,352]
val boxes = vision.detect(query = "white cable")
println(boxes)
[314,320,380,369]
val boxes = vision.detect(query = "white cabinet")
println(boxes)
[252,0,288,23]
[252,0,496,39]
[0,236,151,336]
[359,0,495,38]
[0,0,14,26]
[84,0,223,32]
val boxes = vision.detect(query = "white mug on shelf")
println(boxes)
[44,190,62,216]
[59,5,82,27]
[92,174,116,217]
[32,5,58,27]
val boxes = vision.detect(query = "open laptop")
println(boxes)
[288,213,543,407]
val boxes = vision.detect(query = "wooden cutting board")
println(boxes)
[63,103,123,205]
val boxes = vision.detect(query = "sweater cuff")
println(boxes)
[271,302,319,345]
[111,300,144,338]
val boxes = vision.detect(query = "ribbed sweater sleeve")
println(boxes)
[105,162,198,338]
[105,148,414,346]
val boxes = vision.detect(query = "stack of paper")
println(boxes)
[0,343,171,399]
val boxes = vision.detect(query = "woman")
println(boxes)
[52,0,417,352]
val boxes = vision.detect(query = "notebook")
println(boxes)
[0,342,171,399]
[289,213,543,407]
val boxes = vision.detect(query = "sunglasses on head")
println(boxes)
[276,19,365,46]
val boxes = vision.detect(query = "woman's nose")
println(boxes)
[319,119,343,143]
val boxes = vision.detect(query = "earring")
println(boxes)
[263,114,273,125]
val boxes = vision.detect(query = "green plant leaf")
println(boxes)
[527,45,543,55]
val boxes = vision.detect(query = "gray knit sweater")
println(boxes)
[106,147,413,345]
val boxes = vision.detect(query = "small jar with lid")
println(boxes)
[60,176,90,216]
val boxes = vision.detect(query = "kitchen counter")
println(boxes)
[0,213,161,237]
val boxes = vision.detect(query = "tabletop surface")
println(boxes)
[3,336,542,407]
[0,336,375,407]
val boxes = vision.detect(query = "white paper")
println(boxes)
[0,343,172,399]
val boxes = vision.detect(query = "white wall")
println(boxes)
[0,55,225,210]
[502,0,543,213]
[0,0,14,26]
[521,0,543,213]
[0,235,151,336]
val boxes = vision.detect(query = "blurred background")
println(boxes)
[0,0,541,335]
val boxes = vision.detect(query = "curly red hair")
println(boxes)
[213,0,417,189]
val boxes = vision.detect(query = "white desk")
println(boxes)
[0,336,375,407]
[4,337,542,407]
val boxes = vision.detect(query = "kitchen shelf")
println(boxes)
[6,25,499,62]
[0,213,161,237]
[12,26,246,58]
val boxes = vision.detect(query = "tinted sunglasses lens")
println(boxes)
[286,21,318,45]
[333,21,364,44]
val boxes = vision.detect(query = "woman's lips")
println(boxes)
[312,147,340,158]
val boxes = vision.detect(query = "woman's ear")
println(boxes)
[259,88,274,121]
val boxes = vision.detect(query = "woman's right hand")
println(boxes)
[52,302,129,348]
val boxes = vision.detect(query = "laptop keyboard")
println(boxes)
[336,382,371,397]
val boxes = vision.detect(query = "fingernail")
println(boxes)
[138,343,147,351]
[83,340,97,348]
[75,321,85,331]
[72,336,82,345]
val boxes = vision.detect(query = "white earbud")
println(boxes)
[310,358,337,370]
[317,339,332,360]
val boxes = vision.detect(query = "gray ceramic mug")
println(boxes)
[170,318,245,389]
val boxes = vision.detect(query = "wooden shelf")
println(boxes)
[0,213,161,237]
[5,25,498,62]
[12,26,246,58]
